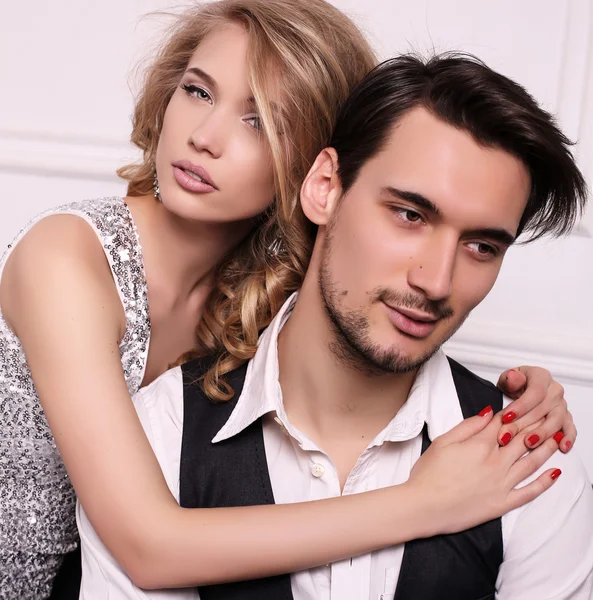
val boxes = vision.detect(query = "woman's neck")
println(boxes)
[125,194,254,303]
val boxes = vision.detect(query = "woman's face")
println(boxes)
[156,23,277,224]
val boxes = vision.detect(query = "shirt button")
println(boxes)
[311,463,325,478]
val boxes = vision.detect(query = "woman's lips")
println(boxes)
[172,166,217,193]
[171,160,217,193]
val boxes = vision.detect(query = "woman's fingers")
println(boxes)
[497,367,527,400]
[498,420,543,463]
[505,385,562,426]
[506,436,560,490]
[558,410,577,453]
[496,370,570,451]
[517,403,566,449]
[515,405,576,454]
[410,410,561,535]
[431,404,494,446]
[507,467,562,511]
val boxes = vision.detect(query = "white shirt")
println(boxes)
[78,293,593,599]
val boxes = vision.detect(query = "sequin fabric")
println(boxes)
[0,197,150,599]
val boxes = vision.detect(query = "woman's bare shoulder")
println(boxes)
[1,213,124,334]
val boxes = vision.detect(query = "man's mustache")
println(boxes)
[375,289,454,321]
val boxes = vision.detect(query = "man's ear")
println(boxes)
[300,148,342,226]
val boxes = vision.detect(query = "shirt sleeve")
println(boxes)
[496,449,593,599]
[132,366,185,501]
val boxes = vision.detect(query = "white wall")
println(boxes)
[1,0,591,476]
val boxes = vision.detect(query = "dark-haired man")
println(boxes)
[86,54,593,599]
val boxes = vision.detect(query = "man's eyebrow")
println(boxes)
[184,67,218,92]
[383,186,516,246]
[468,228,516,247]
[383,187,443,218]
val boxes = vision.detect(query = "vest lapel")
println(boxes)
[179,357,294,600]
[394,358,503,599]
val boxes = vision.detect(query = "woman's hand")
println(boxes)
[407,407,561,537]
[497,366,574,452]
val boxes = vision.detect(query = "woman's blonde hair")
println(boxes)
[119,0,377,400]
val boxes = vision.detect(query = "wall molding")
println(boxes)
[574,7,593,237]
[0,127,135,181]
[558,0,593,237]
[445,319,593,386]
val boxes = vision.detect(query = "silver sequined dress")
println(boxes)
[0,197,150,599]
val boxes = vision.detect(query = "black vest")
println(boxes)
[180,356,503,600]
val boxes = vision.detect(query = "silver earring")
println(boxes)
[153,171,161,201]
[267,236,284,257]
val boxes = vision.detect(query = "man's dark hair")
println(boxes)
[329,53,588,240]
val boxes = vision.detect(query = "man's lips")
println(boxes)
[383,303,439,338]
[388,305,438,323]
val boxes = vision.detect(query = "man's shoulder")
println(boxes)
[182,355,249,387]
[445,356,503,416]
[500,444,593,590]
[181,355,218,387]
[135,364,184,402]
[446,356,499,393]
[181,355,251,413]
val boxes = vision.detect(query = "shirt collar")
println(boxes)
[361,350,464,447]
[212,292,298,443]
[212,291,465,446]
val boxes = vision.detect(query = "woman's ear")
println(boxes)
[300,148,342,225]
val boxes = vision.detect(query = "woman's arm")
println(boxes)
[1,215,561,589]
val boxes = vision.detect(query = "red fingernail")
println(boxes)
[565,441,572,451]
[550,469,562,481]
[478,405,493,417]
[502,411,517,424]
[527,434,540,446]
[553,431,564,444]
[501,432,512,446]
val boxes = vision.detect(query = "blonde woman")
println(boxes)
[0,1,573,598]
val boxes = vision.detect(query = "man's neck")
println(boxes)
[277,276,417,485]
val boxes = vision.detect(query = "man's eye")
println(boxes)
[467,241,499,259]
[390,206,424,224]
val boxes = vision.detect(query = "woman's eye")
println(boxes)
[181,83,212,103]
[244,115,262,130]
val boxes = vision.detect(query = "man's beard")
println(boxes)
[318,240,465,377]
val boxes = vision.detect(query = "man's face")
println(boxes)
[318,107,531,374]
